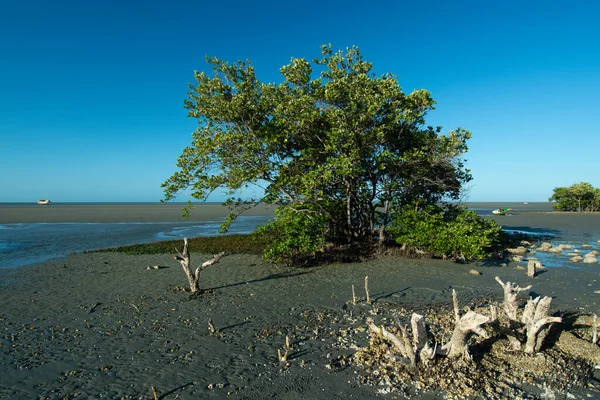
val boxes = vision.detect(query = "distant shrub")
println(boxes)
[388,205,502,260]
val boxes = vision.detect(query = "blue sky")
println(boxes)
[1,0,598,202]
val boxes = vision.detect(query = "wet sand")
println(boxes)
[1,213,600,398]
[0,203,276,224]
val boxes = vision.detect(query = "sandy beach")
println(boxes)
[0,203,276,224]
[2,208,600,398]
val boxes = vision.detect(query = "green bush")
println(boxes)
[388,205,501,260]
[256,206,328,265]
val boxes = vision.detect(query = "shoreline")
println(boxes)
[2,209,600,398]
[2,248,599,399]
[0,203,276,224]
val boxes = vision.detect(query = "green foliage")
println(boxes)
[163,44,474,263]
[388,205,502,260]
[549,182,600,212]
[255,207,328,264]
[94,233,271,255]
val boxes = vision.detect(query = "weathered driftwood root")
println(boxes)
[521,296,562,353]
[442,290,497,358]
[367,317,416,369]
[495,276,561,353]
[495,276,532,322]
[174,238,224,293]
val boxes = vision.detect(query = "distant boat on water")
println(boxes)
[37,200,51,205]
[492,207,512,215]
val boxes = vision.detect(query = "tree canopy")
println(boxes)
[549,182,600,212]
[163,45,475,262]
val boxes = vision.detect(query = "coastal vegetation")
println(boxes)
[549,182,600,212]
[163,45,501,264]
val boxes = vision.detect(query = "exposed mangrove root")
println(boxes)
[495,276,561,353]
[364,276,370,304]
[494,276,532,322]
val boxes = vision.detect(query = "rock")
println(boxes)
[507,246,528,255]
[509,255,524,262]
[556,330,600,364]
[500,263,507,268]
[520,240,532,247]
[469,269,482,276]
[583,253,598,264]
[567,252,579,257]
[574,249,580,253]
[548,247,563,254]
[570,256,583,263]
[515,265,525,270]
[538,242,553,251]
[560,244,573,250]
[581,244,593,249]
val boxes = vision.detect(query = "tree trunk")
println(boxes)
[378,199,389,242]
[174,238,224,293]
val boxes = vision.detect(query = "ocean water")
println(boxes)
[1,202,598,270]
[0,216,271,269]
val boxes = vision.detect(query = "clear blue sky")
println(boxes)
[1,0,598,202]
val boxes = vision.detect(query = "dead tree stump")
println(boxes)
[174,238,224,293]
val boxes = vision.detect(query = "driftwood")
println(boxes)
[367,318,416,369]
[495,276,561,353]
[494,276,531,322]
[594,314,598,345]
[368,277,563,373]
[174,238,225,293]
[368,290,496,365]
[521,296,562,353]
[442,290,497,358]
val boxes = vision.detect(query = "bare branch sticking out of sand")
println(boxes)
[278,348,289,363]
[593,314,598,345]
[365,276,370,304]
[174,238,225,293]
[352,285,356,305]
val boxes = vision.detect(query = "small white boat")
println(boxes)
[37,200,51,205]
[492,207,512,215]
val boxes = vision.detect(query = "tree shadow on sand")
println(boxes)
[205,270,313,291]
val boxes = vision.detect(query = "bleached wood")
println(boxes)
[452,289,460,322]
[367,319,413,368]
[593,314,598,345]
[527,260,541,278]
[524,316,562,353]
[174,238,224,293]
[445,310,491,358]
[411,313,428,351]
[495,276,532,321]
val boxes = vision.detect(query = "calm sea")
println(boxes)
[0,202,593,270]
[0,202,273,269]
